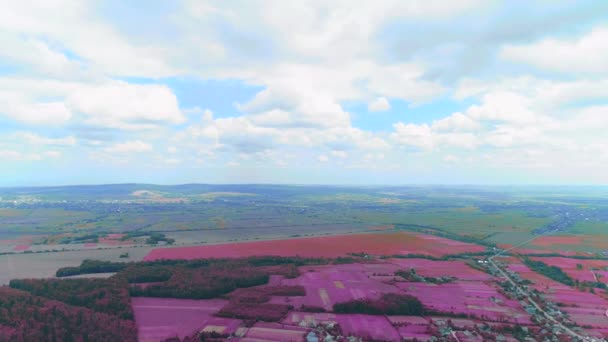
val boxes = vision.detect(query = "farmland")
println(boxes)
[2,238,608,340]
[2,184,608,340]
[500,256,608,339]
[143,231,486,261]
[132,297,232,341]
[12,254,544,341]
[2,185,608,258]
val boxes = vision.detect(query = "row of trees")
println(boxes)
[56,259,128,277]
[523,258,575,286]
[333,293,424,315]
[56,255,353,278]
[216,303,291,322]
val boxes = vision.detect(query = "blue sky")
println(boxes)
[1,1,608,186]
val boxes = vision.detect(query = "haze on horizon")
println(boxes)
[1,1,608,186]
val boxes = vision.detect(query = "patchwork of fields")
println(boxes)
[3,185,608,340]
[130,257,537,341]
[502,257,608,339]
[143,231,487,261]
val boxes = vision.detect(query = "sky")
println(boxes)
[1,1,608,186]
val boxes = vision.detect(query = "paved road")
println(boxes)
[488,237,600,342]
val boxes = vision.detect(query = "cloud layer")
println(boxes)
[1,1,607,185]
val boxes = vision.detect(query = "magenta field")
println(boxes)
[143,232,486,261]
[503,258,608,337]
[397,281,532,324]
[131,297,232,342]
[388,258,492,281]
[129,256,543,341]
[240,322,308,341]
[123,234,608,340]
[531,256,608,283]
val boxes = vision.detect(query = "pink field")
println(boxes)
[131,297,230,342]
[337,314,401,341]
[83,243,97,248]
[503,259,608,334]
[275,263,401,310]
[531,257,608,283]
[268,260,530,328]
[128,255,571,340]
[387,316,429,325]
[430,317,477,329]
[143,232,486,261]
[397,281,531,324]
[242,322,308,341]
[106,233,126,239]
[13,245,30,251]
[198,317,241,335]
[283,312,339,326]
[454,331,485,341]
[398,325,434,341]
[387,258,492,281]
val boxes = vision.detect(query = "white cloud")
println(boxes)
[203,109,214,121]
[0,34,87,79]
[464,91,541,125]
[44,151,62,158]
[368,97,391,112]
[0,90,72,125]
[104,140,153,154]
[67,81,185,130]
[391,123,435,150]
[0,149,62,161]
[392,120,479,150]
[484,125,544,148]
[501,26,608,74]
[1,1,608,184]
[432,112,479,131]
[365,64,445,103]
[0,150,24,160]
[162,157,181,165]
[0,2,175,78]
[15,132,76,146]
[331,150,348,158]
[0,78,185,130]
[443,155,459,163]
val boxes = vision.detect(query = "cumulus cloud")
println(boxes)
[368,97,391,112]
[44,151,62,158]
[391,123,436,150]
[15,132,77,146]
[501,26,608,74]
[1,1,608,183]
[0,35,87,79]
[0,92,72,125]
[431,112,479,131]
[104,140,153,154]
[0,1,175,78]
[0,149,60,161]
[67,81,185,130]
[0,150,26,160]
[331,150,348,158]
